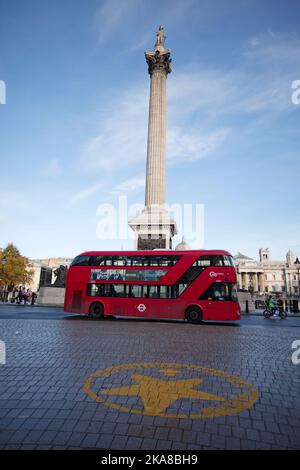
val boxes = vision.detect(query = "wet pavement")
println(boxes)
[0,305,299,450]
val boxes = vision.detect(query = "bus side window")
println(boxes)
[212,285,223,299]
[193,256,211,267]
[92,256,105,266]
[211,256,223,266]
[199,282,228,301]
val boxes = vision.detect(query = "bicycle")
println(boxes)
[263,306,287,319]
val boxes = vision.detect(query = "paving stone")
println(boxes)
[226,437,241,449]
[67,432,86,447]
[81,433,99,448]
[125,436,143,450]
[22,430,44,444]
[96,433,114,449]
[111,435,128,449]
[156,440,172,450]
[7,429,29,444]
[51,431,72,446]
[38,430,57,445]
[140,438,158,449]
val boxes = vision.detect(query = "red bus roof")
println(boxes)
[77,249,232,257]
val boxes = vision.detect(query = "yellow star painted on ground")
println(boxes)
[100,374,225,415]
[159,368,181,377]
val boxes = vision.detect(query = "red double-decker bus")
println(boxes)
[64,250,240,323]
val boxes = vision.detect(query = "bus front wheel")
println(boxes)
[89,302,104,320]
[185,306,202,324]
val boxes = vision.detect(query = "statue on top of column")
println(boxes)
[154,25,166,52]
[145,25,171,75]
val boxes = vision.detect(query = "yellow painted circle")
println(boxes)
[83,362,258,419]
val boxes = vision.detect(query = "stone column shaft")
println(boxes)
[254,273,258,292]
[244,273,249,290]
[145,70,166,207]
[144,48,171,209]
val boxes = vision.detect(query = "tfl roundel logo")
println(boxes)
[137,304,146,313]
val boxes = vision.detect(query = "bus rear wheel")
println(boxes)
[185,306,202,324]
[89,302,104,320]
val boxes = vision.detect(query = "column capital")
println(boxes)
[145,50,172,76]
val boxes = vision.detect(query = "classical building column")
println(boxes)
[244,273,249,290]
[237,272,242,289]
[284,270,290,295]
[258,273,264,292]
[254,273,259,292]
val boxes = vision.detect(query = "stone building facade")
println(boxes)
[235,248,300,296]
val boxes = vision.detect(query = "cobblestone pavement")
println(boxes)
[0,307,299,450]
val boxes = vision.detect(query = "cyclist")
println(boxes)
[265,295,275,313]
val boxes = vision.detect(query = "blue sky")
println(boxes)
[0,0,299,260]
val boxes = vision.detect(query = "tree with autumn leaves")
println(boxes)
[0,243,34,289]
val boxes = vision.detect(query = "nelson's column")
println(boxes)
[129,26,177,249]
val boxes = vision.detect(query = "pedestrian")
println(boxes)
[31,292,37,305]
[25,289,32,305]
[13,287,18,302]
[23,289,28,304]
[21,286,26,304]
[7,286,13,303]
[17,286,23,305]
[3,287,9,302]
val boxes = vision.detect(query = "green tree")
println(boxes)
[0,243,34,288]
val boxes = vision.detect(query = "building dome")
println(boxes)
[175,237,191,250]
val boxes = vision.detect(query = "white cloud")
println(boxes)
[69,183,102,206]
[168,127,230,164]
[80,84,148,172]
[93,0,197,48]
[98,174,145,204]
[127,34,152,52]
[80,32,300,175]
[42,159,62,177]
[243,32,300,64]
[93,0,141,45]
[112,174,145,195]
[80,72,231,173]
[0,192,34,211]
[250,36,260,47]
